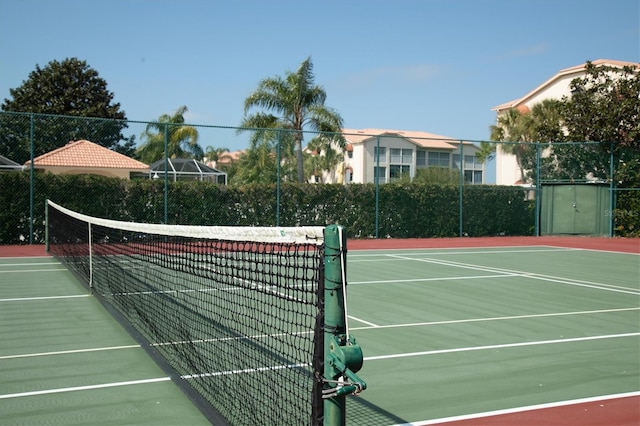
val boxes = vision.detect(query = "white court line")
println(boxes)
[543,245,640,256]
[0,294,90,302]
[350,307,640,332]
[388,254,640,295]
[349,247,574,259]
[392,391,640,426]
[525,274,640,295]
[0,268,68,273]
[348,315,380,327]
[350,247,572,255]
[0,377,171,400]
[0,261,61,266]
[0,256,53,260]
[0,344,141,360]
[350,273,518,285]
[182,362,309,379]
[364,332,640,362]
[388,254,519,276]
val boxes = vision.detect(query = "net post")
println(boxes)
[323,224,366,425]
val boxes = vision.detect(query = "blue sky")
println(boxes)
[1,0,638,152]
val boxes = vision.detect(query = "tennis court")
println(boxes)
[1,236,638,425]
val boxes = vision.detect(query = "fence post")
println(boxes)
[375,136,380,239]
[276,130,281,227]
[29,113,35,244]
[163,124,169,224]
[535,141,541,237]
[459,140,464,237]
[609,142,615,237]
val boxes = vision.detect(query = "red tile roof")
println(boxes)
[26,140,148,170]
[342,128,462,149]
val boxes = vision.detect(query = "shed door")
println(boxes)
[542,185,609,236]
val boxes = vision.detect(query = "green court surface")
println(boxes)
[1,245,638,425]
[0,257,210,425]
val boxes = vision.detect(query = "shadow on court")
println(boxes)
[348,395,408,425]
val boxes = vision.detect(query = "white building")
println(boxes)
[333,128,483,184]
[492,59,639,186]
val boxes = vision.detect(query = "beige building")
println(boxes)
[492,59,639,186]
[25,139,149,179]
[334,128,483,184]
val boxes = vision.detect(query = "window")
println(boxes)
[454,153,483,184]
[464,170,483,184]
[428,152,450,168]
[390,148,401,163]
[390,148,412,163]
[402,149,412,163]
[390,165,410,181]
[464,155,477,170]
[453,155,482,169]
[344,167,353,183]
[416,150,426,167]
[374,147,413,183]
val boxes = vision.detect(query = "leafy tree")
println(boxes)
[137,106,203,164]
[487,107,535,183]
[519,99,565,183]
[555,62,640,185]
[413,167,459,185]
[486,61,639,192]
[0,58,132,163]
[562,62,639,149]
[240,57,345,182]
[479,99,564,182]
[528,99,565,142]
[231,145,291,185]
[231,127,298,185]
[203,146,231,167]
[304,133,344,182]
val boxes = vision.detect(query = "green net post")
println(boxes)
[323,224,366,425]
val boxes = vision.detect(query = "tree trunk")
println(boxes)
[296,137,304,183]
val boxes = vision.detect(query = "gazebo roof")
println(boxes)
[149,158,227,183]
[0,154,23,171]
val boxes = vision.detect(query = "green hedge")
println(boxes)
[1,172,546,244]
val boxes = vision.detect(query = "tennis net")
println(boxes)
[46,200,327,425]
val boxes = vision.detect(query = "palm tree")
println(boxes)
[304,134,344,182]
[529,99,564,142]
[490,100,565,183]
[233,145,282,185]
[490,107,533,182]
[137,106,202,164]
[240,57,345,182]
[203,146,231,168]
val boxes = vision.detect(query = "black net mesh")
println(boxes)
[47,201,325,425]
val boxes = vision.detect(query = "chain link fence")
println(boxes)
[1,111,637,245]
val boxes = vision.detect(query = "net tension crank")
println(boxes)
[322,334,366,399]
